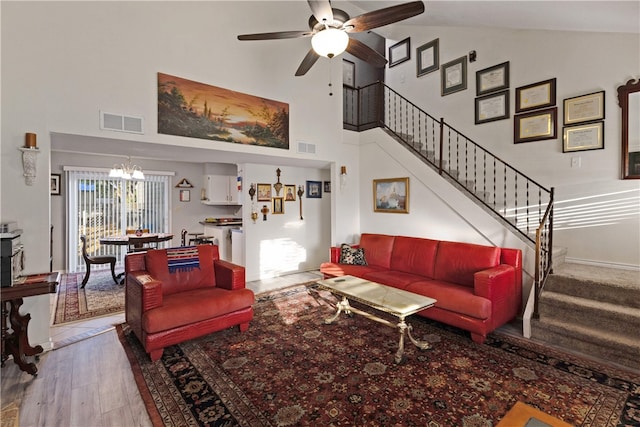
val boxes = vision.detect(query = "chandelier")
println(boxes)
[109,157,145,180]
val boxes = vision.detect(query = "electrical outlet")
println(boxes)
[571,157,581,168]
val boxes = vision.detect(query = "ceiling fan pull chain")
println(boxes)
[328,58,333,96]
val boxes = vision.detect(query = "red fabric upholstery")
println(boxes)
[125,245,254,361]
[319,234,522,344]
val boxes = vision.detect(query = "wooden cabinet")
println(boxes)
[202,175,239,205]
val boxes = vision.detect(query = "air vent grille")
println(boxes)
[100,111,144,134]
[297,141,316,154]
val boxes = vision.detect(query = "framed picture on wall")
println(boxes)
[563,121,604,152]
[515,78,556,113]
[343,59,355,88]
[272,197,284,214]
[373,177,409,213]
[441,56,467,96]
[563,91,605,125]
[514,107,558,143]
[179,189,190,202]
[416,38,439,77]
[389,37,411,67]
[475,90,510,124]
[476,61,509,96]
[257,183,272,201]
[284,185,296,201]
[51,174,61,196]
[306,180,322,198]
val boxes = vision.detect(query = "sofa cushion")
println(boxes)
[406,280,491,320]
[362,270,425,290]
[358,233,395,268]
[389,236,439,279]
[142,287,254,334]
[433,241,501,288]
[319,262,385,278]
[339,244,368,265]
[145,245,218,296]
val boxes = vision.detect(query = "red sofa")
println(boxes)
[320,233,522,344]
[125,244,254,361]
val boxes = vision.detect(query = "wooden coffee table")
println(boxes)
[317,275,436,364]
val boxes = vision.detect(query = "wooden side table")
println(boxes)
[1,272,59,376]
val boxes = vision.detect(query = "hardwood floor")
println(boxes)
[0,270,323,426]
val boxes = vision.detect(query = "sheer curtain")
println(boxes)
[65,167,172,272]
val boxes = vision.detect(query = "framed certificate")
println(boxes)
[475,90,509,124]
[515,78,556,113]
[389,37,410,68]
[563,91,605,125]
[476,61,509,96]
[416,38,439,77]
[441,56,467,96]
[563,121,604,152]
[514,107,558,143]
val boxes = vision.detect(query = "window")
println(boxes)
[65,168,171,272]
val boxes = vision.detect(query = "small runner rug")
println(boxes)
[53,270,124,325]
[117,283,640,427]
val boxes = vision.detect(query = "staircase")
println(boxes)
[343,82,639,372]
[531,263,640,371]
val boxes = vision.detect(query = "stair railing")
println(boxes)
[344,82,554,316]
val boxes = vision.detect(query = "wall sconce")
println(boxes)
[340,166,348,189]
[297,185,304,220]
[248,183,256,201]
[19,132,39,185]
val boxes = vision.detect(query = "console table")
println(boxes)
[1,272,60,375]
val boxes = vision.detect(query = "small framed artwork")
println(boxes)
[50,174,61,196]
[475,90,510,124]
[272,197,284,214]
[343,59,355,88]
[324,181,331,193]
[257,183,272,201]
[514,107,558,144]
[179,189,190,202]
[389,37,411,68]
[563,121,604,152]
[416,38,439,77]
[306,180,322,198]
[515,78,556,113]
[441,56,467,96]
[476,61,509,96]
[284,185,296,201]
[563,91,605,125]
[373,177,409,214]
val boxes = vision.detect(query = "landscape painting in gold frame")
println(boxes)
[373,177,409,213]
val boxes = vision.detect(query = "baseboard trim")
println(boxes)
[563,257,640,272]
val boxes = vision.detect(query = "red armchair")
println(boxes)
[125,244,254,361]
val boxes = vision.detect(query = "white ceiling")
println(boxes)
[342,1,640,34]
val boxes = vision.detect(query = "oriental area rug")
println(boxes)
[117,284,640,427]
[53,270,124,325]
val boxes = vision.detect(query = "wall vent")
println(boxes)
[100,111,144,134]
[297,141,316,154]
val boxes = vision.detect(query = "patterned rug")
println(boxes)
[117,284,640,427]
[53,270,125,325]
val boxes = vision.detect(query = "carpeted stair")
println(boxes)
[531,263,640,371]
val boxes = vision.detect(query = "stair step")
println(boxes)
[538,291,640,331]
[531,318,640,371]
[545,265,640,308]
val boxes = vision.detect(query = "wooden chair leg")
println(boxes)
[109,261,119,285]
[81,266,91,288]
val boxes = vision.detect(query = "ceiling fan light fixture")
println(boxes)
[311,28,348,58]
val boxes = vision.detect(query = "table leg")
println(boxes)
[5,298,42,375]
[325,297,351,324]
[395,319,408,364]
[406,323,431,351]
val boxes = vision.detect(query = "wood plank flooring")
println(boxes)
[0,270,323,426]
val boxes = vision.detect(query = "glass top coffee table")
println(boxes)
[317,275,437,364]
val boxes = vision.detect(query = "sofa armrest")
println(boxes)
[214,259,246,290]
[473,264,516,300]
[127,272,164,312]
[330,245,360,263]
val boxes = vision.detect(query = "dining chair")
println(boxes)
[126,228,157,252]
[80,235,119,288]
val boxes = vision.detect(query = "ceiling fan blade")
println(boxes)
[307,0,334,25]
[343,1,425,33]
[346,38,388,68]
[238,30,313,41]
[295,49,320,76]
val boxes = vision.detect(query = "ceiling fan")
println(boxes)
[237,1,425,76]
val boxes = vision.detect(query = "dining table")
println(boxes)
[99,232,174,251]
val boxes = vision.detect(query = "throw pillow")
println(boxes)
[339,243,368,266]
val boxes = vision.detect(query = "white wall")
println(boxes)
[1,1,352,350]
[380,24,640,267]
